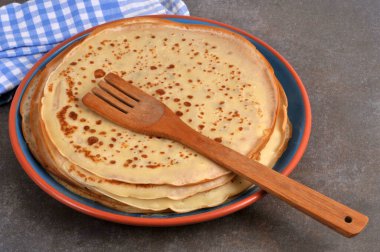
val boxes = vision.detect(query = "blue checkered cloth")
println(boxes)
[0,0,189,105]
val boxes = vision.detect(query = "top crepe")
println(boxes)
[40,18,279,186]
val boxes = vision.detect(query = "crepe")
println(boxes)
[22,67,289,212]
[21,59,289,213]
[40,17,280,186]
[24,40,235,204]
[253,84,292,168]
[20,17,291,213]
[21,68,289,213]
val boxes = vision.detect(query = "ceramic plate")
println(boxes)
[9,15,311,226]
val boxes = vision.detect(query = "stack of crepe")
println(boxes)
[20,17,291,213]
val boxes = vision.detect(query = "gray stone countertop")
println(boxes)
[0,0,379,251]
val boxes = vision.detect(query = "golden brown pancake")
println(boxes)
[40,17,280,186]
[21,57,289,212]
[21,17,291,213]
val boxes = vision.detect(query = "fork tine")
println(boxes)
[82,93,129,126]
[92,87,131,113]
[98,80,137,107]
[104,73,147,101]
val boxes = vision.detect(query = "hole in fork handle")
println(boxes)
[345,216,353,223]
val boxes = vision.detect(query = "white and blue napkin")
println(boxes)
[0,0,189,105]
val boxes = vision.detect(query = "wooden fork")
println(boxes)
[82,73,368,237]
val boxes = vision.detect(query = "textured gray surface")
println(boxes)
[1,0,379,251]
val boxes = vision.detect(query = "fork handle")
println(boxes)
[159,115,368,237]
